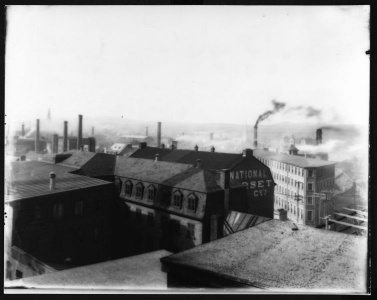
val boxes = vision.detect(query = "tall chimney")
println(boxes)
[35,119,40,153]
[52,134,59,154]
[92,126,94,136]
[157,122,161,148]
[146,126,148,136]
[63,121,68,152]
[77,115,83,150]
[253,125,258,149]
[220,169,230,212]
[21,123,25,137]
[49,172,56,190]
[316,129,322,145]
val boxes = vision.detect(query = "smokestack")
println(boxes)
[77,115,83,150]
[157,122,161,148]
[21,123,25,137]
[243,148,253,157]
[92,126,94,136]
[161,143,165,149]
[35,119,40,153]
[316,129,322,145]
[146,126,148,136]
[253,125,258,149]
[53,134,59,154]
[49,172,56,190]
[220,169,230,212]
[63,121,68,152]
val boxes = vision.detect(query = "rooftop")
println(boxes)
[5,250,172,290]
[161,220,367,292]
[5,161,112,203]
[254,149,337,168]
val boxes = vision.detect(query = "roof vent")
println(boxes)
[49,172,56,190]
[155,154,160,162]
[196,159,201,168]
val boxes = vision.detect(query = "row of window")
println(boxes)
[134,209,196,239]
[274,196,314,221]
[273,173,304,189]
[258,158,305,176]
[117,179,199,212]
[32,200,102,221]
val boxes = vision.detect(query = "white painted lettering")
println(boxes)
[258,181,264,188]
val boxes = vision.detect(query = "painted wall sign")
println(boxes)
[230,169,273,197]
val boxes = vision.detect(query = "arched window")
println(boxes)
[124,181,133,196]
[147,185,156,201]
[135,182,144,198]
[173,190,183,209]
[187,194,198,212]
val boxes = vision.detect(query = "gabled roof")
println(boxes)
[76,153,117,177]
[58,150,96,168]
[254,149,337,168]
[288,144,299,151]
[5,161,111,203]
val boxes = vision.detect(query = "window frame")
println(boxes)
[53,203,63,219]
[307,210,313,221]
[135,182,144,199]
[147,185,156,202]
[124,180,133,197]
[173,190,183,209]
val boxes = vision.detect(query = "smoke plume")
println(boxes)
[254,100,286,128]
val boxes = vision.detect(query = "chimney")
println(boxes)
[196,159,201,168]
[139,142,147,149]
[194,145,198,151]
[161,143,165,149]
[80,145,84,151]
[253,125,258,149]
[63,121,68,152]
[220,169,230,212]
[155,154,159,162]
[316,129,322,145]
[171,143,175,150]
[92,126,94,136]
[172,141,178,149]
[52,134,59,154]
[277,209,287,221]
[77,115,83,150]
[49,172,56,190]
[21,123,25,137]
[210,146,215,153]
[242,148,253,157]
[157,122,161,148]
[35,119,40,153]
[146,126,148,136]
[210,133,213,140]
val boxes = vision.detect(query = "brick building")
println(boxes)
[253,149,336,227]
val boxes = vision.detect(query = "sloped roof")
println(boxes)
[58,150,96,168]
[5,161,112,203]
[161,220,367,292]
[288,144,299,151]
[115,156,192,183]
[254,149,337,168]
[76,153,117,177]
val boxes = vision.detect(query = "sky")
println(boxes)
[5,5,370,129]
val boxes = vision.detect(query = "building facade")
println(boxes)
[254,150,336,227]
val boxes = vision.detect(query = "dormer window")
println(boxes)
[173,191,183,209]
[187,194,198,212]
[147,185,156,201]
[125,181,133,196]
[136,183,144,198]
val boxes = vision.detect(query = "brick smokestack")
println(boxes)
[316,129,322,145]
[52,134,59,154]
[77,115,83,150]
[35,119,40,153]
[21,123,25,137]
[254,125,258,149]
[157,122,161,148]
[63,121,68,152]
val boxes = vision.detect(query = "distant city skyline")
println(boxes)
[6,6,370,128]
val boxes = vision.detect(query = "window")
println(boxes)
[173,191,183,208]
[34,206,42,220]
[307,210,313,221]
[148,212,154,226]
[188,195,198,212]
[16,270,23,279]
[125,181,133,196]
[308,170,313,177]
[53,203,63,219]
[75,200,84,215]
[187,223,195,239]
[147,186,156,201]
[308,183,313,191]
[307,196,313,205]
[301,209,303,219]
[136,183,144,198]
[161,189,171,205]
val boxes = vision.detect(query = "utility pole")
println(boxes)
[295,181,302,223]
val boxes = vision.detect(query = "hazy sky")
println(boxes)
[6,5,370,128]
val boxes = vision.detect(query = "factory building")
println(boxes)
[114,156,247,255]
[4,161,118,280]
[130,145,275,219]
[253,149,336,227]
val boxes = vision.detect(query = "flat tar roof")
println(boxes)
[5,250,172,290]
[161,220,367,293]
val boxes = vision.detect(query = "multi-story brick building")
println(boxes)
[253,149,336,227]
[5,160,118,279]
[114,156,247,255]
